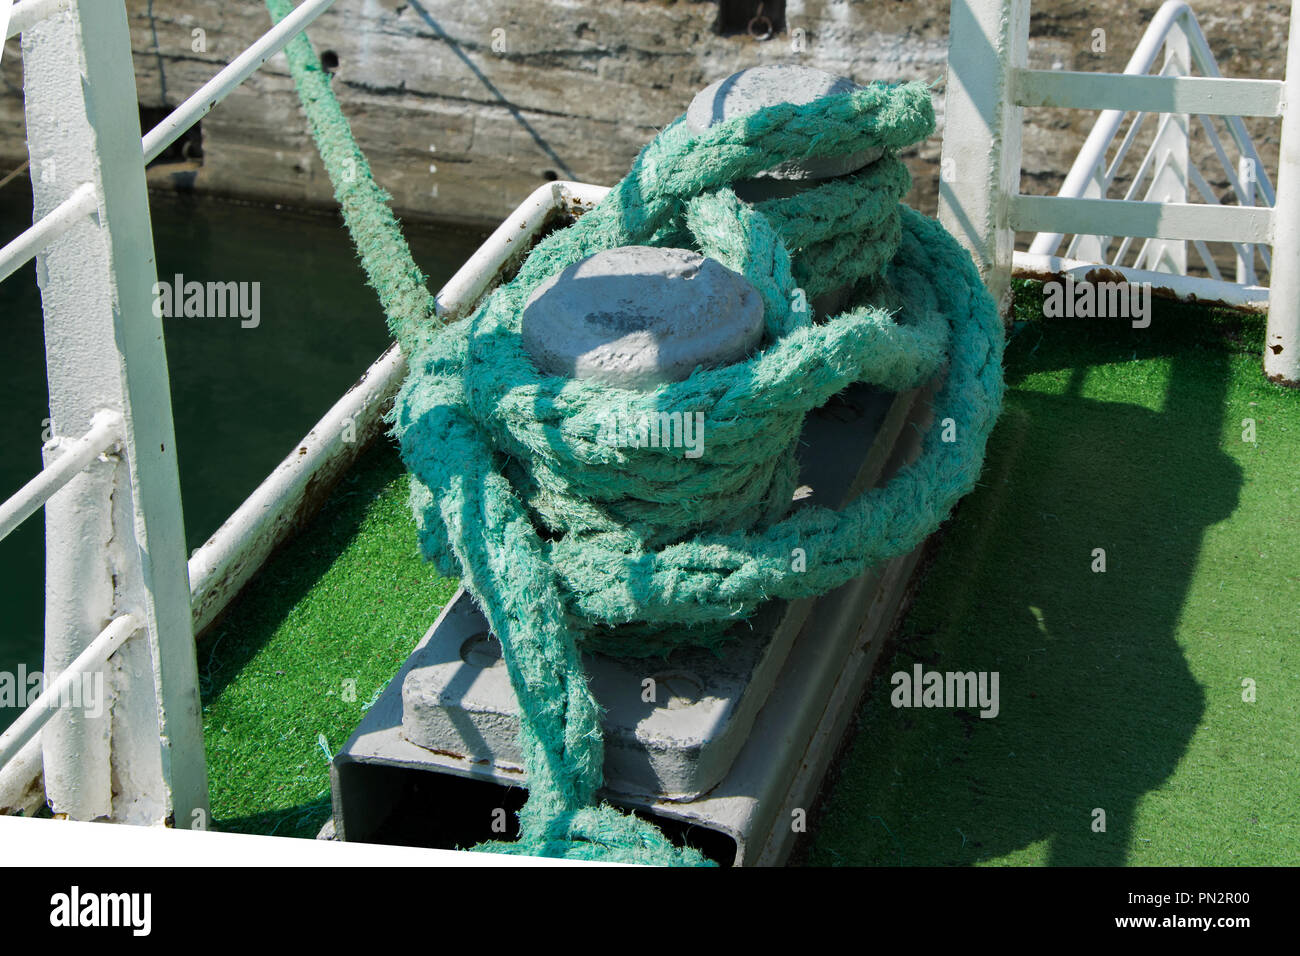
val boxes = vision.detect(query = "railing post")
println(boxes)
[1069,163,1109,263]
[1266,0,1300,385]
[1237,155,1258,285]
[21,0,210,825]
[41,441,116,819]
[938,0,1029,313]
[1144,17,1191,273]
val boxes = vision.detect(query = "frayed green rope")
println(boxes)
[266,1,1002,866]
[265,0,438,355]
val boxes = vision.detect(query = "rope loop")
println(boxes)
[265,0,1001,864]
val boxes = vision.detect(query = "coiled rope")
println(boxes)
[266,0,1004,865]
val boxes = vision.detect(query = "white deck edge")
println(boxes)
[1012,250,1270,312]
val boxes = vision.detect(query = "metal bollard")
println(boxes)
[686,65,884,317]
[521,245,765,390]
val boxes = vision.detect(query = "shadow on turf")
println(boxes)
[215,796,333,841]
[809,301,1249,866]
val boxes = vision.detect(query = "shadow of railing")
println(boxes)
[405,0,575,180]
[808,311,1239,865]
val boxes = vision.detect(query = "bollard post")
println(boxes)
[685,65,886,318]
[522,245,765,390]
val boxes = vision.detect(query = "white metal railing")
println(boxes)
[0,0,337,288]
[0,0,339,824]
[938,0,1300,385]
[0,182,96,283]
[1023,2,1277,284]
[142,0,336,164]
[0,614,137,769]
[0,409,120,541]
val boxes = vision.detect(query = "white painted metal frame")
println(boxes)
[938,0,1300,384]
[0,0,342,824]
[0,411,121,542]
[0,0,209,827]
[141,0,337,164]
[0,615,138,770]
[1025,3,1276,279]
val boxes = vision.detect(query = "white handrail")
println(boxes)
[142,0,338,164]
[2,0,363,824]
[0,409,121,543]
[0,614,137,770]
[1,0,358,826]
[6,1,339,188]
[11,0,337,164]
[3,3,339,284]
[1011,195,1274,244]
[4,0,70,40]
[1015,71,1284,116]
[1026,0,1276,260]
[0,182,96,283]
[1026,1,1191,257]
[939,0,1299,382]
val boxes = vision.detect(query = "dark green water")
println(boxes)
[0,185,482,727]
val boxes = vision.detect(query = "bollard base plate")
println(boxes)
[330,381,936,865]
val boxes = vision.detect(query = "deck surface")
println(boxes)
[805,289,1300,866]
[200,284,1300,863]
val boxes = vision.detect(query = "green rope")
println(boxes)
[266,1,1003,866]
[265,0,438,355]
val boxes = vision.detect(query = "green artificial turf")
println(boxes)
[805,285,1300,866]
[200,441,458,839]
[203,284,1299,862]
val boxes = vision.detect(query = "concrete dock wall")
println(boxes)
[0,1,1287,228]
